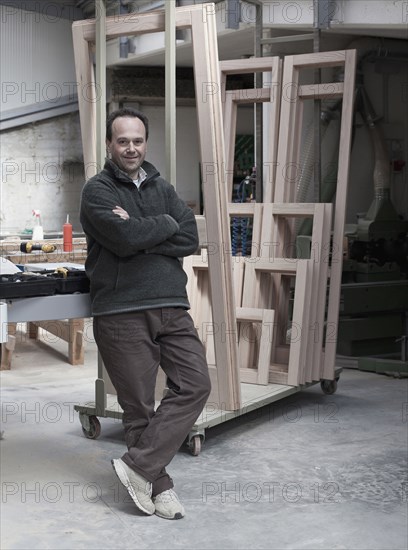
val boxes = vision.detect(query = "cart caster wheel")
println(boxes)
[320,379,338,395]
[81,415,101,439]
[189,435,202,456]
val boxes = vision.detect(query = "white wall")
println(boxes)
[0,113,84,235]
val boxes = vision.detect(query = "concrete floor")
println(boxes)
[1,327,407,550]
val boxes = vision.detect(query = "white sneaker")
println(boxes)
[153,489,185,520]
[111,458,155,515]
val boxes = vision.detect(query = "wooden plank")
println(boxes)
[322,49,357,380]
[223,92,237,200]
[227,88,271,103]
[191,6,241,410]
[299,82,344,99]
[236,307,264,322]
[287,260,309,386]
[165,0,177,186]
[312,203,333,382]
[298,259,313,385]
[264,57,283,203]
[274,55,299,203]
[228,203,259,216]
[257,308,275,384]
[232,257,245,308]
[73,6,194,42]
[271,203,316,217]
[219,57,281,75]
[240,368,258,384]
[251,203,263,257]
[251,258,298,275]
[95,0,107,171]
[239,260,260,373]
[195,215,207,247]
[292,50,347,69]
[0,323,16,370]
[302,204,329,384]
[269,369,289,385]
[72,24,97,176]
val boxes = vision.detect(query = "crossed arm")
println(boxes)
[81,183,198,258]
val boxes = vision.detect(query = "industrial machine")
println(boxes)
[295,50,408,375]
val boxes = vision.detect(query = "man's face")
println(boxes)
[106,116,147,179]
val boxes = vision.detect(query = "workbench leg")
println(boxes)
[0,323,17,370]
[68,319,85,366]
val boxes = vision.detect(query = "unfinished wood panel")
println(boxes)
[237,307,275,385]
[292,50,349,68]
[312,203,333,382]
[322,50,357,380]
[183,255,215,367]
[272,50,357,382]
[255,203,332,384]
[286,260,310,386]
[220,57,282,203]
[223,87,273,201]
[274,55,300,204]
[243,258,313,387]
[191,6,240,409]
[299,82,344,99]
[72,24,97,175]
[186,256,275,386]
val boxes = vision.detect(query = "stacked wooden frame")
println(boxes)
[73,3,357,410]
[271,50,357,381]
[189,51,355,392]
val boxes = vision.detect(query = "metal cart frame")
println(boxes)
[75,361,341,455]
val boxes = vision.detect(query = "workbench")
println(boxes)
[0,294,92,366]
[1,238,89,367]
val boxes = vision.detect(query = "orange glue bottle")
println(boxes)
[63,214,73,252]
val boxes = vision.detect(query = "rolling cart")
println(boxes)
[74,360,341,456]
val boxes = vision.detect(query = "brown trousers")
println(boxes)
[93,308,211,496]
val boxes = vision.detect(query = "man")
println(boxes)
[80,108,211,520]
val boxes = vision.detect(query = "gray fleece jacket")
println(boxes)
[80,159,198,316]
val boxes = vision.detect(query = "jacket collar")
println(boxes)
[103,158,160,185]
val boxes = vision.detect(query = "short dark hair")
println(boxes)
[106,108,149,141]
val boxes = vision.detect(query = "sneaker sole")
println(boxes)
[154,510,184,520]
[111,459,154,516]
